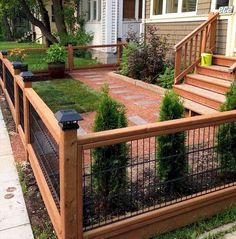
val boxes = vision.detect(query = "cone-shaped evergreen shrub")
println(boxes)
[92,85,128,209]
[157,90,188,184]
[217,84,236,173]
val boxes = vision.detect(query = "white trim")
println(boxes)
[150,0,198,20]
[146,15,207,23]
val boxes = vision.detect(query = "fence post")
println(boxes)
[68,44,74,71]
[12,62,24,132]
[117,38,122,66]
[174,47,182,84]
[1,50,8,89]
[209,18,217,53]
[20,71,33,154]
[55,110,83,239]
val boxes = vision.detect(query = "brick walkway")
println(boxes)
[70,69,163,134]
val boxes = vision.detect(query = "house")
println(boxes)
[144,0,236,58]
[142,0,236,115]
[79,0,143,45]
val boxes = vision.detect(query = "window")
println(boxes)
[87,0,101,21]
[152,0,197,16]
[123,0,136,19]
[216,0,229,9]
[182,0,197,12]
[153,0,163,15]
[166,0,178,13]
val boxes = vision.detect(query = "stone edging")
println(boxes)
[108,72,166,96]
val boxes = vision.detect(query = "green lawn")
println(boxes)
[33,78,101,113]
[153,205,236,239]
[0,41,44,49]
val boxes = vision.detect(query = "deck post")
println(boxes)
[68,44,74,71]
[1,50,8,89]
[55,110,83,239]
[20,71,33,155]
[12,62,24,132]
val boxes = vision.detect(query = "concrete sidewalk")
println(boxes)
[0,108,34,238]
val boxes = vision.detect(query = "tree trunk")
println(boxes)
[19,0,58,44]
[37,0,53,46]
[52,0,68,37]
[2,14,13,41]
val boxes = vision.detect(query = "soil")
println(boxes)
[0,89,56,239]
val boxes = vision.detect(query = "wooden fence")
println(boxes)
[21,43,125,72]
[1,51,236,239]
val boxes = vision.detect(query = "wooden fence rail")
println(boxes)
[1,50,236,239]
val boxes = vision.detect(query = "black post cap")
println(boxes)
[19,71,35,82]
[1,50,8,56]
[54,109,83,130]
[12,61,23,69]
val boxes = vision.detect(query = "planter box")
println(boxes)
[108,72,166,96]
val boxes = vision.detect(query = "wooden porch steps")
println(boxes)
[173,55,236,115]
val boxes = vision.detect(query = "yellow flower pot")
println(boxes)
[201,53,213,66]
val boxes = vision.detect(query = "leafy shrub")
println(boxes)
[120,42,139,76]
[45,43,67,63]
[159,66,175,89]
[217,84,236,173]
[157,91,188,186]
[120,26,169,83]
[92,85,128,209]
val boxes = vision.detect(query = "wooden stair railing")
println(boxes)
[174,12,219,84]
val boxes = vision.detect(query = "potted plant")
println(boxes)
[46,43,67,78]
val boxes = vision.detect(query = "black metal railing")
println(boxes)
[82,123,236,231]
[5,67,15,106]
[19,87,24,131]
[29,103,60,208]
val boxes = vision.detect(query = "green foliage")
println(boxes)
[120,42,139,76]
[120,26,169,83]
[217,84,236,173]
[157,91,187,184]
[45,43,67,63]
[159,66,175,89]
[92,85,128,209]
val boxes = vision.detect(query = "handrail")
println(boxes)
[174,12,219,84]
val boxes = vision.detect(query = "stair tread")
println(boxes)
[199,64,229,72]
[213,55,236,62]
[183,99,218,114]
[174,84,226,102]
[187,74,231,87]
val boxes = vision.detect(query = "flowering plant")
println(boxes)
[9,48,27,62]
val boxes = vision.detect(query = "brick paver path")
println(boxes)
[70,69,163,134]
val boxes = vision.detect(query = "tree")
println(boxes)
[217,84,236,174]
[157,90,188,188]
[92,85,128,210]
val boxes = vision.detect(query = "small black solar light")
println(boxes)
[55,109,83,130]
[1,50,8,56]
[12,61,23,69]
[20,71,35,82]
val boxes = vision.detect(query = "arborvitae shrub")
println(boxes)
[92,85,128,209]
[157,90,188,186]
[217,84,236,173]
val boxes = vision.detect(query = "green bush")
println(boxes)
[157,91,188,185]
[120,42,139,76]
[92,85,128,209]
[45,43,67,63]
[159,66,175,89]
[217,84,236,173]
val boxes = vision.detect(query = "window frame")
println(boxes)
[88,0,101,22]
[210,0,232,12]
[150,0,198,20]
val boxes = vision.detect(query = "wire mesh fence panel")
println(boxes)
[82,123,236,231]
[5,66,15,106]
[19,87,24,131]
[29,103,60,208]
